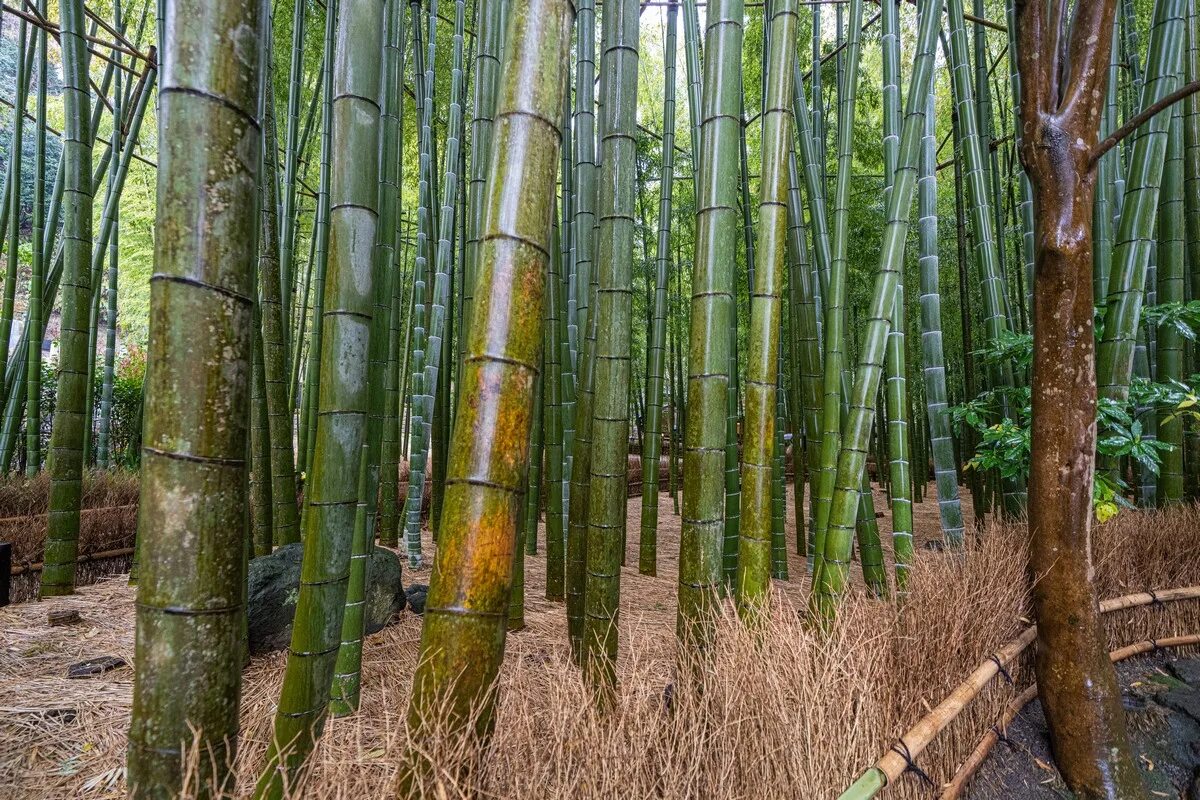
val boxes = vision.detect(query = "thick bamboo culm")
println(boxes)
[839,587,1200,799]
[940,633,1200,800]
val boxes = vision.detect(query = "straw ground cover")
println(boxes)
[2,490,1200,799]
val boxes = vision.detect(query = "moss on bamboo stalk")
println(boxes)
[735,0,797,613]
[256,0,384,793]
[404,0,574,771]
[126,1,260,794]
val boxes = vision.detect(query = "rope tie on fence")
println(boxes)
[987,654,1013,685]
[1147,589,1164,608]
[889,741,934,788]
[990,724,1014,748]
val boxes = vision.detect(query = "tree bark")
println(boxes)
[1015,1,1146,797]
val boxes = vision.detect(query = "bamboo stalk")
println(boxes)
[917,82,965,547]
[735,0,798,612]
[880,0,912,585]
[125,0,259,793]
[565,0,598,655]
[1157,109,1186,503]
[257,0,385,792]
[402,0,574,773]
[582,0,639,688]
[95,0,123,471]
[639,0,679,578]
[24,0,49,476]
[37,0,95,596]
[678,0,744,649]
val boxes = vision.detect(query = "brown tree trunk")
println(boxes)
[1015,2,1146,798]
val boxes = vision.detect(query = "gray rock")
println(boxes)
[247,543,406,654]
[405,583,428,615]
[1160,688,1200,726]
[1169,659,1200,687]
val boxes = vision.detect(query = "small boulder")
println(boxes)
[1160,687,1200,726]
[1169,659,1200,688]
[247,543,407,654]
[405,583,428,615]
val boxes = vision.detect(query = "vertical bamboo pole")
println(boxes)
[403,0,573,770]
[126,0,260,793]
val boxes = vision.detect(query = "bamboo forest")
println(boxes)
[8,0,1200,798]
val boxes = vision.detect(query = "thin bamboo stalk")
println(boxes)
[95,0,123,470]
[1157,109,1185,503]
[917,88,965,546]
[566,0,600,659]
[880,0,912,586]
[278,0,309,361]
[378,3,409,550]
[24,0,48,476]
[639,0,679,578]
[544,215,567,596]
[256,0,384,791]
[258,30,301,547]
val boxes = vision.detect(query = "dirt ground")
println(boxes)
[966,652,1200,799]
[409,479,976,661]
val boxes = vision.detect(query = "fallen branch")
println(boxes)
[1090,80,1200,166]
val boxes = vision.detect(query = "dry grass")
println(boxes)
[3,491,1200,799]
